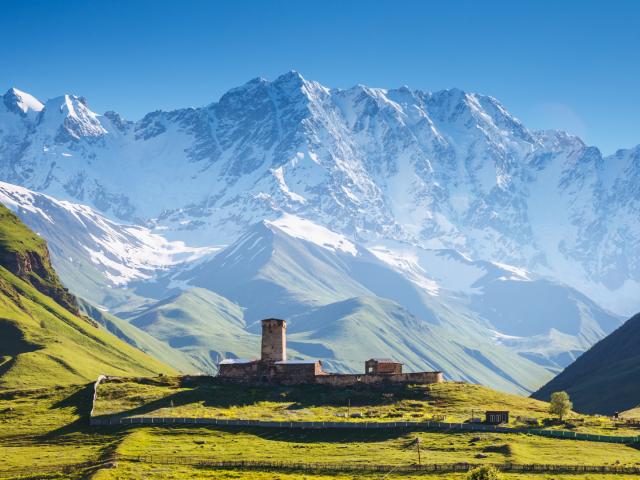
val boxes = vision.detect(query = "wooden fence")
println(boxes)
[3,455,640,478]
[89,415,640,444]
[117,454,640,475]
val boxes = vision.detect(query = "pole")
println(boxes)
[416,437,421,465]
[348,398,351,418]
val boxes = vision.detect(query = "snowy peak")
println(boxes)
[38,94,107,140]
[0,72,638,315]
[272,69,307,88]
[2,87,44,116]
[266,214,359,256]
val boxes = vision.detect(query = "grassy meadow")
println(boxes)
[94,464,640,480]
[93,376,640,436]
[1,379,640,479]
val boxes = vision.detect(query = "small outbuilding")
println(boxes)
[485,410,510,424]
[365,358,403,375]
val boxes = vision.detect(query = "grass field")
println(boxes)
[93,376,640,436]
[2,381,640,480]
[94,464,640,480]
[115,426,640,466]
[0,384,116,479]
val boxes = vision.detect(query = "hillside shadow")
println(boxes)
[130,423,410,444]
[235,425,414,443]
[41,384,99,438]
[0,319,42,376]
[96,378,429,420]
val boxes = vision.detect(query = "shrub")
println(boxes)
[482,443,511,455]
[468,465,501,480]
[549,391,573,420]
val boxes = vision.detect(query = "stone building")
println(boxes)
[365,358,403,374]
[218,318,444,386]
[485,410,510,424]
[218,318,324,384]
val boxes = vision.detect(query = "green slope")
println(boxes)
[181,222,371,321]
[128,288,260,371]
[533,312,640,415]
[288,296,550,394]
[0,203,78,314]
[0,204,176,388]
[173,223,553,393]
[79,299,199,374]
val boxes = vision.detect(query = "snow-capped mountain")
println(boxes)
[0,181,214,306]
[176,214,619,369]
[0,73,638,317]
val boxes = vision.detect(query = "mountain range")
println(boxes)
[0,72,637,397]
[0,180,622,394]
[1,73,638,316]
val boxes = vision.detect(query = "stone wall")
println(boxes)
[365,359,403,374]
[218,361,260,379]
[273,363,319,384]
[315,371,443,387]
[218,360,323,385]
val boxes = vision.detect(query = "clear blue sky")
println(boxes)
[1,0,638,153]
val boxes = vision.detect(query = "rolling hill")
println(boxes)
[0,204,176,388]
[170,217,558,393]
[127,288,259,372]
[533,312,640,415]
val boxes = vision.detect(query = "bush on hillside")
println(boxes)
[549,391,573,420]
[468,465,501,480]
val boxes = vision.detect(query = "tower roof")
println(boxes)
[262,318,286,324]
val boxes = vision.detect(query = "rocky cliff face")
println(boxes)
[0,204,79,315]
[0,73,638,314]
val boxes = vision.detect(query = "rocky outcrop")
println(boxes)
[0,204,79,315]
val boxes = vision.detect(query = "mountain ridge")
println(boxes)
[0,180,623,393]
[532,312,640,415]
[1,72,637,315]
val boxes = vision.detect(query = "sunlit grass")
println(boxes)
[94,376,640,436]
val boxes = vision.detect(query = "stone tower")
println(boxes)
[261,318,286,363]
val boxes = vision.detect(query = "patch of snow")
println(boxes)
[9,88,44,114]
[267,213,358,256]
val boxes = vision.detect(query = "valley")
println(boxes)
[1,71,639,480]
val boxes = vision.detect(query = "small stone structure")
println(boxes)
[218,318,443,386]
[485,410,510,424]
[365,358,403,374]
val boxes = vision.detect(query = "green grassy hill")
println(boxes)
[127,288,260,371]
[80,298,199,374]
[533,312,640,415]
[288,296,549,393]
[0,204,175,388]
[93,376,552,422]
[0,203,78,314]
[2,378,639,479]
